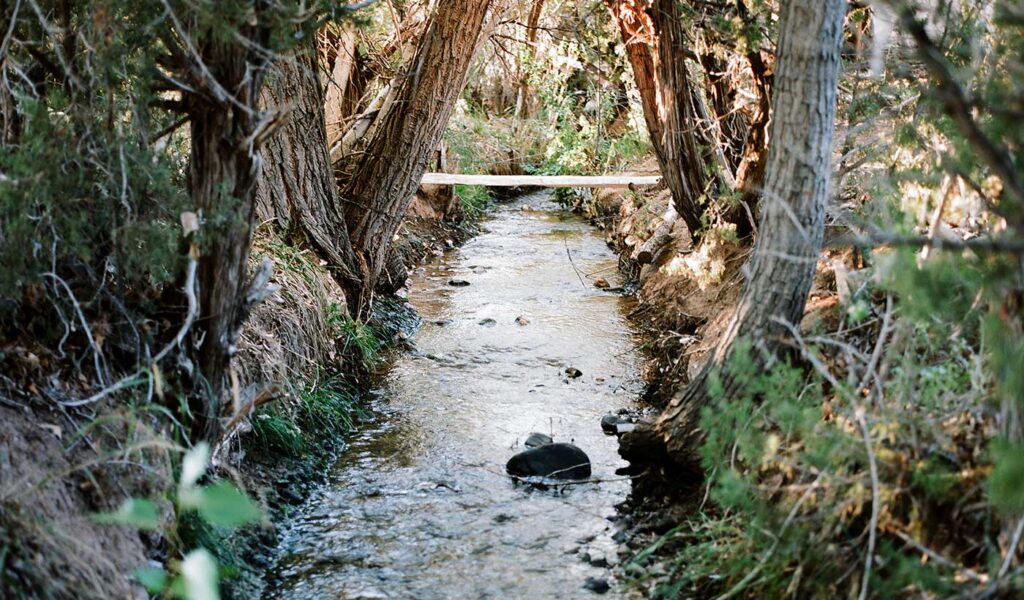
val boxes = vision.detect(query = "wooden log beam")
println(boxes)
[420,173,662,188]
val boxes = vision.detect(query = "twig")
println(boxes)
[715,477,821,600]
[921,176,956,261]
[857,294,894,401]
[828,232,1024,254]
[60,246,199,407]
[891,530,984,582]
[998,518,1024,580]
[563,234,588,288]
[43,272,110,386]
[893,3,1024,215]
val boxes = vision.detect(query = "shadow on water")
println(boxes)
[263,191,644,599]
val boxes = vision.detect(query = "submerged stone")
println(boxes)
[448,279,471,287]
[524,432,553,448]
[506,443,592,480]
[583,577,610,594]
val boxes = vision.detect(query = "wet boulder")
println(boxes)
[600,414,634,434]
[506,443,592,480]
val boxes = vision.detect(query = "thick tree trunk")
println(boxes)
[650,0,711,235]
[188,35,272,442]
[606,0,710,238]
[622,0,847,467]
[255,39,360,296]
[340,0,494,313]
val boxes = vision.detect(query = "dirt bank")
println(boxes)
[577,160,852,595]
[0,183,480,599]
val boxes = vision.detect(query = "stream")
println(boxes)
[263,191,644,599]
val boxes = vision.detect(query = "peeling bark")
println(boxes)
[187,29,274,442]
[606,0,711,238]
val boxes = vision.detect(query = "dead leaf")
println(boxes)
[38,423,63,439]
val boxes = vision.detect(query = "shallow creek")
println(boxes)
[263,191,644,599]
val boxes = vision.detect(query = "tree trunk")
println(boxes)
[622,0,847,467]
[188,34,272,442]
[513,0,545,122]
[255,38,360,298]
[340,0,494,313]
[606,0,710,238]
[322,25,364,150]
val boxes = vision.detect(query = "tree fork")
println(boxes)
[339,0,496,315]
[255,36,361,306]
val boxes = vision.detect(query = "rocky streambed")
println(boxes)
[262,191,644,598]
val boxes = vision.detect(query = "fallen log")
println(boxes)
[631,205,678,264]
[419,173,662,188]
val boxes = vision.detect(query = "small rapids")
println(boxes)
[263,191,644,599]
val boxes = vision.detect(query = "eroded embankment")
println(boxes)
[579,166,853,595]
[0,184,475,600]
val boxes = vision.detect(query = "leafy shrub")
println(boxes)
[455,184,494,217]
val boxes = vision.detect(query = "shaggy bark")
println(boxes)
[186,31,275,442]
[255,39,360,295]
[622,0,847,466]
[339,0,494,313]
[606,0,711,238]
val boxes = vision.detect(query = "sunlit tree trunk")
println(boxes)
[255,38,361,302]
[622,0,847,466]
[340,0,495,313]
[606,0,711,238]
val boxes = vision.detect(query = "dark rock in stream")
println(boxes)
[565,367,583,378]
[600,414,633,434]
[448,279,471,287]
[478,318,497,327]
[583,577,611,594]
[506,443,592,480]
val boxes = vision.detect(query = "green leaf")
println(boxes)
[93,498,161,530]
[179,548,219,600]
[132,566,169,593]
[180,442,211,492]
[193,482,262,528]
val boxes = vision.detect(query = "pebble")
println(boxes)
[583,577,610,594]
[515,315,530,325]
[593,277,610,289]
[448,279,471,287]
[479,318,497,327]
[565,367,583,378]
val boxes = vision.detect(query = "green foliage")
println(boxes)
[251,411,305,455]
[250,375,360,458]
[0,84,188,304]
[455,184,494,218]
[95,443,261,600]
[335,315,382,372]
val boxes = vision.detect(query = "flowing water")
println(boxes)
[263,191,643,599]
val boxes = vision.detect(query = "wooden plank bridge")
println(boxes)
[420,173,662,188]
